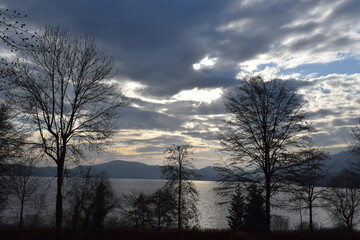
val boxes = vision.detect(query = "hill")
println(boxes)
[18,151,360,181]
[34,160,219,181]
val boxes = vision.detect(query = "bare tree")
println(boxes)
[218,76,312,232]
[0,104,23,170]
[121,191,153,230]
[162,144,199,231]
[322,170,360,230]
[286,145,328,231]
[150,185,177,231]
[65,168,118,229]
[3,26,129,229]
[270,215,289,232]
[65,166,98,228]
[0,103,24,212]
[8,156,41,228]
[29,191,48,228]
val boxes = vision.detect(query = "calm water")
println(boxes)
[110,179,229,229]
[2,178,334,229]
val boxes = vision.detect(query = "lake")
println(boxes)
[110,179,333,230]
[1,178,334,230]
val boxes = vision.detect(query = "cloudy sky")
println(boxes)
[1,0,360,167]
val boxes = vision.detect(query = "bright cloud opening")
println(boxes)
[193,55,218,71]
[172,87,223,104]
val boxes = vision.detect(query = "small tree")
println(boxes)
[28,191,48,228]
[88,175,117,228]
[218,76,312,232]
[322,170,360,230]
[0,104,24,212]
[8,156,41,228]
[271,215,289,232]
[4,26,129,229]
[244,184,266,232]
[286,145,328,231]
[65,167,95,228]
[227,185,246,231]
[121,191,153,230]
[150,185,177,231]
[65,169,117,229]
[162,144,199,231]
[0,104,23,171]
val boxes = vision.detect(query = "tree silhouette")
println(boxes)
[65,168,118,229]
[162,144,199,231]
[8,156,41,229]
[227,185,246,231]
[244,184,266,232]
[121,191,153,230]
[87,174,117,228]
[322,170,360,230]
[3,26,129,229]
[286,144,328,231]
[151,185,177,230]
[218,76,312,232]
[0,104,24,212]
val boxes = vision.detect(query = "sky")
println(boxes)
[1,0,359,168]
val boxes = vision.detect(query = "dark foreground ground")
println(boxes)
[1,229,360,240]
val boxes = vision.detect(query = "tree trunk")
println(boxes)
[299,201,303,230]
[71,203,80,228]
[157,214,161,231]
[19,198,24,229]
[309,201,313,231]
[265,178,271,233]
[178,179,182,231]
[56,162,64,230]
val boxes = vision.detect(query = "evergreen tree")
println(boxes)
[89,178,117,228]
[244,184,266,232]
[227,185,246,231]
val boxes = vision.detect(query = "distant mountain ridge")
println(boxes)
[35,160,219,181]
[14,151,360,181]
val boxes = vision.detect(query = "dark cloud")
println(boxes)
[4,0,238,96]
[164,99,226,116]
[327,117,359,128]
[286,79,317,89]
[182,131,218,141]
[3,0,360,97]
[311,132,344,146]
[135,146,165,153]
[123,135,186,147]
[307,109,340,119]
[119,106,185,131]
